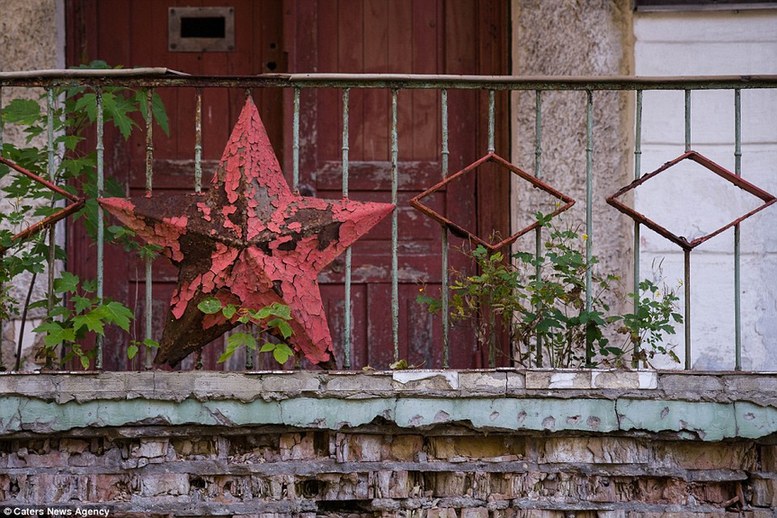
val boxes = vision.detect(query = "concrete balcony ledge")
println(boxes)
[1,369,776,441]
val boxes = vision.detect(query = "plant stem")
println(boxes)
[15,271,37,371]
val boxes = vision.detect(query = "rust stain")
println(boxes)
[99,98,394,367]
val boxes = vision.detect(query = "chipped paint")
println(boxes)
[99,99,394,367]
[2,371,776,441]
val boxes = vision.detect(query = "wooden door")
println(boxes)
[285,0,510,369]
[67,0,509,370]
[66,0,286,369]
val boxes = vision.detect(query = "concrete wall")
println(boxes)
[1,370,777,516]
[510,0,635,324]
[633,9,777,369]
[0,0,64,370]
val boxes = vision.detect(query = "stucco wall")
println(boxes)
[1,370,777,516]
[0,0,63,370]
[510,0,635,325]
[633,9,777,370]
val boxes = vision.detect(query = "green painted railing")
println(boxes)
[2,70,777,371]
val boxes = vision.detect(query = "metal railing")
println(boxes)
[2,69,777,371]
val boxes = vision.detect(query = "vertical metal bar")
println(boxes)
[0,87,3,370]
[534,90,543,367]
[45,89,57,370]
[194,88,203,193]
[46,89,56,321]
[95,88,105,369]
[684,248,691,370]
[194,89,204,372]
[144,89,154,369]
[683,89,692,370]
[734,89,742,370]
[487,89,496,154]
[585,90,594,366]
[685,89,692,152]
[241,92,254,371]
[441,89,450,368]
[487,88,497,369]
[633,90,643,365]
[391,89,400,363]
[292,87,301,191]
[342,88,352,369]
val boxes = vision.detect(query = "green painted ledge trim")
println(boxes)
[1,394,774,441]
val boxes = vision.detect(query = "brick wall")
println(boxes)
[1,370,776,517]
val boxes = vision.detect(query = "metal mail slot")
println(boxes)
[169,7,235,52]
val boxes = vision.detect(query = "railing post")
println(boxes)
[391,89,399,363]
[441,89,450,368]
[46,88,57,370]
[144,89,154,370]
[194,88,203,194]
[734,88,742,371]
[534,89,543,367]
[633,89,643,365]
[683,89,692,370]
[341,88,352,369]
[585,90,594,367]
[292,87,301,192]
[95,88,105,370]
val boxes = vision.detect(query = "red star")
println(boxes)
[99,99,393,367]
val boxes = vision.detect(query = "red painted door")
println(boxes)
[67,0,509,370]
[285,0,510,369]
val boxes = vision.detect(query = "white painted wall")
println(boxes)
[634,9,777,369]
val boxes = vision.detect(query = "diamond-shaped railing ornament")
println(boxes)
[0,157,85,253]
[607,150,776,251]
[410,152,575,251]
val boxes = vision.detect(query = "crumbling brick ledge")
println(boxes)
[1,369,776,517]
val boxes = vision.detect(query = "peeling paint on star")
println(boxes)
[99,98,394,367]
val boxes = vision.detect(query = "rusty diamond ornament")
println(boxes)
[99,98,394,367]
[607,150,776,251]
[410,152,575,251]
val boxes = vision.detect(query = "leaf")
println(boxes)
[34,321,76,347]
[53,271,80,294]
[222,304,237,319]
[259,342,276,353]
[143,338,160,348]
[73,312,106,335]
[72,295,93,314]
[197,297,223,315]
[93,301,133,331]
[127,344,139,360]
[273,344,294,365]
[218,332,256,363]
[2,98,41,125]
[79,354,91,370]
[390,359,409,370]
[268,318,293,339]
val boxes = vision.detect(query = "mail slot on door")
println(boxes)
[169,6,235,52]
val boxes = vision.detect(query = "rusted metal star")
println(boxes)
[99,98,393,367]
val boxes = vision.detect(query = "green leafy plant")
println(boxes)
[30,273,133,369]
[418,217,682,369]
[197,298,296,365]
[0,61,169,369]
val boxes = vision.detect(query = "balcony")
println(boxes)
[1,70,777,373]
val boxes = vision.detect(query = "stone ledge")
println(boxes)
[1,370,776,441]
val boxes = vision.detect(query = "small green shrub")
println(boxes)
[419,218,682,368]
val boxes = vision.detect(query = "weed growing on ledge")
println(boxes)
[418,217,682,368]
[197,298,295,365]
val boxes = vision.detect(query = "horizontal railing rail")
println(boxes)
[1,71,776,372]
[2,70,777,90]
